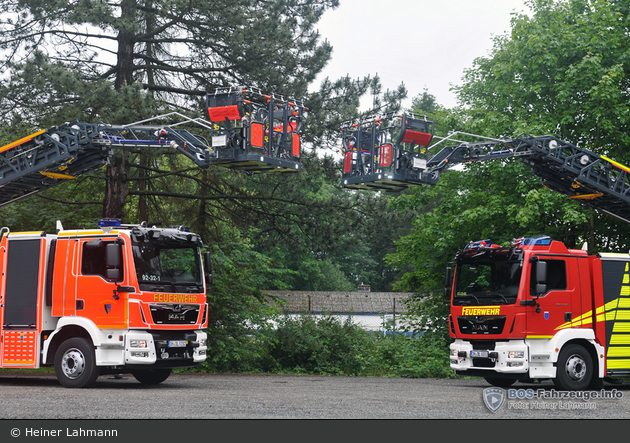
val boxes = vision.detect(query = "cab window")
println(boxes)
[530,259,566,295]
[81,240,123,280]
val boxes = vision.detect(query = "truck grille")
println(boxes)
[457,316,506,335]
[149,304,200,325]
[152,331,199,362]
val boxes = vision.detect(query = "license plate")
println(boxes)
[168,340,187,348]
[470,350,489,358]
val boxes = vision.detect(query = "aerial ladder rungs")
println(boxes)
[425,134,630,224]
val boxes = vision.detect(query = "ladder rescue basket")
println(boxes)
[206,87,307,174]
[340,113,436,192]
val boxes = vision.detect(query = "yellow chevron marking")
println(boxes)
[608,347,630,357]
[606,359,630,369]
[613,323,630,332]
[609,335,630,345]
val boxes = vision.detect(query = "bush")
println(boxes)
[242,313,457,378]
[260,313,374,376]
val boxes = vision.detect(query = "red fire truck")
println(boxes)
[0,220,211,387]
[445,235,630,390]
[340,130,630,390]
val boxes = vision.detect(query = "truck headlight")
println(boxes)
[508,351,524,359]
[199,338,207,347]
[130,340,148,348]
[451,349,458,357]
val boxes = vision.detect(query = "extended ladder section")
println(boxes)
[0,123,111,207]
[340,113,435,192]
[206,87,307,173]
[0,86,308,208]
[0,114,215,207]
[426,134,630,224]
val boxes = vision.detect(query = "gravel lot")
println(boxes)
[0,371,628,421]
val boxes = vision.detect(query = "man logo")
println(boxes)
[483,387,506,413]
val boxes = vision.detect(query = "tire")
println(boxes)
[484,377,516,388]
[553,344,594,391]
[54,337,100,388]
[132,368,172,385]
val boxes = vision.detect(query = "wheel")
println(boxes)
[553,344,594,391]
[132,368,172,385]
[484,377,516,388]
[54,337,100,388]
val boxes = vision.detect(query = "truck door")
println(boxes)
[525,257,577,338]
[77,238,128,329]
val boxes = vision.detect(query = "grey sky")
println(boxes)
[314,0,529,110]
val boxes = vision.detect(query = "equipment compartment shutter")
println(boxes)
[3,239,41,328]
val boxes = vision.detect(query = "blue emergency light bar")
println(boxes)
[513,236,552,246]
[98,219,122,228]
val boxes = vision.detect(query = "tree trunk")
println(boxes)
[102,153,129,220]
[104,0,137,219]
[137,155,149,223]
[114,0,136,91]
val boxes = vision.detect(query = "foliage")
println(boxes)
[0,0,409,294]
[261,314,369,375]
[0,0,338,103]
[201,313,455,378]
[388,0,630,337]
[200,241,288,373]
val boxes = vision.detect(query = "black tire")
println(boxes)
[132,368,172,385]
[54,337,100,388]
[484,377,516,388]
[553,344,594,391]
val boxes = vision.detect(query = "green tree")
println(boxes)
[454,0,630,251]
[0,0,340,218]
[390,0,630,335]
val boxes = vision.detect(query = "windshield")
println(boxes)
[133,242,203,292]
[453,259,522,306]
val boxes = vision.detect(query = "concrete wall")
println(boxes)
[264,290,415,314]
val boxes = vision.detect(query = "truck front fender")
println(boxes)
[528,329,605,379]
[42,317,126,365]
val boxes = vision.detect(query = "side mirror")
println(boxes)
[535,260,547,296]
[106,243,123,282]
[444,266,453,302]
[203,251,213,286]
[106,243,121,268]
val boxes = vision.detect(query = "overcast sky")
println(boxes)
[314,0,530,110]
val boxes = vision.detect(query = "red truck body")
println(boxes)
[0,222,209,387]
[448,236,630,390]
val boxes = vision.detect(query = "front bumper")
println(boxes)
[450,339,529,376]
[123,330,207,367]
